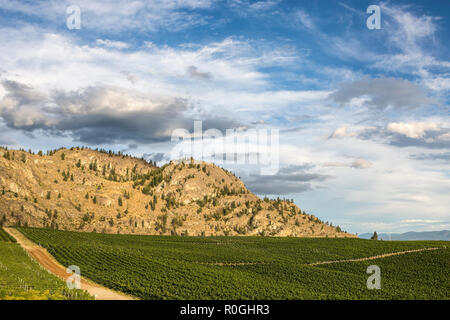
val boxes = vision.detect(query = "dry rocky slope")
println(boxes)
[0,147,355,237]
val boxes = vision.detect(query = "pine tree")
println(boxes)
[371,231,378,240]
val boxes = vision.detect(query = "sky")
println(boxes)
[0,0,449,234]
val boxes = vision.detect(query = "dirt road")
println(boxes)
[305,247,443,266]
[4,227,135,300]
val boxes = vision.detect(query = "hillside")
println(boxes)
[0,147,354,238]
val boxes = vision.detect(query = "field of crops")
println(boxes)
[0,227,16,242]
[0,227,93,300]
[17,227,449,300]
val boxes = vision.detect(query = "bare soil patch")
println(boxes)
[4,227,135,300]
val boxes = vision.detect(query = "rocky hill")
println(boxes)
[0,147,355,237]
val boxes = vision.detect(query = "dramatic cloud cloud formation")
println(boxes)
[387,122,441,139]
[0,80,239,144]
[187,66,212,80]
[329,78,436,111]
[327,122,450,149]
[380,122,449,149]
[410,152,450,161]
[242,165,331,195]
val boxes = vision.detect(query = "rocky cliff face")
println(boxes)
[0,147,355,238]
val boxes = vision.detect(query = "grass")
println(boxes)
[15,227,450,300]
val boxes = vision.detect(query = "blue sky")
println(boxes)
[0,0,449,234]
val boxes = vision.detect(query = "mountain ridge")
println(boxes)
[0,146,355,238]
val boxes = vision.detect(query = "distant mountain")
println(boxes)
[359,230,450,241]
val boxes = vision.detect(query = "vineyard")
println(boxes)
[0,227,16,242]
[0,228,93,300]
[15,227,449,300]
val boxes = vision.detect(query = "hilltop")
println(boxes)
[0,147,354,237]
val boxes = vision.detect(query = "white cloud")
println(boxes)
[330,77,437,111]
[248,0,279,12]
[294,9,315,30]
[422,76,450,92]
[350,159,372,169]
[372,3,450,90]
[337,2,450,94]
[0,0,215,33]
[0,27,318,143]
[380,4,438,54]
[0,28,299,99]
[322,159,372,170]
[437,132,450,141]
[387,122,441,139]
[120,71,139,84]
[328,127,357,139]
[0,80,240,144]
[96,39,129,49]
[400,219,441,224]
